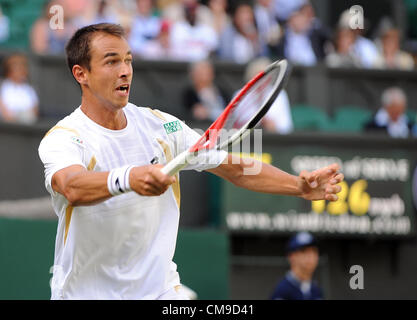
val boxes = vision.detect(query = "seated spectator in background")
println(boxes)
[163,0,211,25]
[206,0,230,36]
[338,9,379,69]
[169,0,218,61]
[30,0,78,55]
[273,0,306,24]
[364,87,413,138]
[183,60,227,121]
[254,0,282,49]
[274,1,328,66]
[157,0,176,11]
[218,2,265,64]
[0,54,39,124]
[373,20,414,70]
[74,0,121,27]
[128,0,161,55]
[138,20,180,60]
[0,6,9,43]
[243,58,293,134]
[326,27,362,68]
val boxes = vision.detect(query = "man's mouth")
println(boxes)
[116,84,130,93]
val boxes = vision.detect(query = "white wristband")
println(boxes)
[107,165,134,196]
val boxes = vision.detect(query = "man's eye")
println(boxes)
[107,60,116,65]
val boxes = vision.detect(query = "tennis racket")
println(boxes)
[161,59,290,176]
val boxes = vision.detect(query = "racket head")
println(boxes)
[190,59,291,153]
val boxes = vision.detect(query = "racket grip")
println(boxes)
[160,150,190,176]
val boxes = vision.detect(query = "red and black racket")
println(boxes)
[161,59,290,176]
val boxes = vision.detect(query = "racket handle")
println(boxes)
[160,150,190,176]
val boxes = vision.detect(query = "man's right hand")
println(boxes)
[129,165,176,196]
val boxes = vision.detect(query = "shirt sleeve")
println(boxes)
[38,128,86,196]
[159,111,228,172]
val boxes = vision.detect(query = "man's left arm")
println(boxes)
[206,154,344,202]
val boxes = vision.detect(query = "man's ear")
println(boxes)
[72,65,88,86]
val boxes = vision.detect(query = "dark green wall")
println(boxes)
[0,217,229,300]
[0,218,56,299]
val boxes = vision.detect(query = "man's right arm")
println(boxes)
[51,164,176,207]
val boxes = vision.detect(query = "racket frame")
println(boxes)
[161,59,290,176]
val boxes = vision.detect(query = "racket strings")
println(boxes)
[228,70,278,130]
[190,63,282,153]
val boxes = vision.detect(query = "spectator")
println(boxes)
[373,22,414,70]
[243,58,293,134]
[273,0,306,24]
[0,6,10,43]
[364,87,413,138]
[338,9,379,69]
[270,232,323,300]
[162,0,211,26]
[139,20,180,60]
[156,0,176,11]
[103,0,137,32]
[183,59,227,121]
[0,53,39,124]
[254,0,282,48]
[218,3,265,64]
[74,0,121,27]
[128,0,162,56]
[30,0,78,55]
[206,0,230,36]
[169,0,218,61]
[325,27,362,68]
[274,1,328,66]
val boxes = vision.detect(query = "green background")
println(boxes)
[0,217,229,300]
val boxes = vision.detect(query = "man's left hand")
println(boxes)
[298,163,344,201]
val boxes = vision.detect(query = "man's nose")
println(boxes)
[120,62,132,78]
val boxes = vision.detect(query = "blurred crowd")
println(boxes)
[0,0,416,136]
[13,0,416,69]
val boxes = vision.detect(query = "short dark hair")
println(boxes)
[65,23,125,76]
[2,52,28,78]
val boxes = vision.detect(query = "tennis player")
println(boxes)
[38,23,344,300]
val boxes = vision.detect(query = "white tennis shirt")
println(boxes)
[38,103,227,299]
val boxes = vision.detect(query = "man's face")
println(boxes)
[192,62,214,87]
[83,33,133,110]
[386,101,406,123]
[289,246,319,274]
[7,58,28,84]
[185,1,198,26]
[383,30,400,55]
[336,28,355,54]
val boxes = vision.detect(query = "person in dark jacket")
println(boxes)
[182,59,228,122]
[270,231,323,300]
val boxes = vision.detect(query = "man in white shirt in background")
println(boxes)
[0,53,39,124]
[243,57,293,134]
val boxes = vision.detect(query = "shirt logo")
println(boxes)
[163,121,182,134]
[115,178,123,193]
[71,136,84,145]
